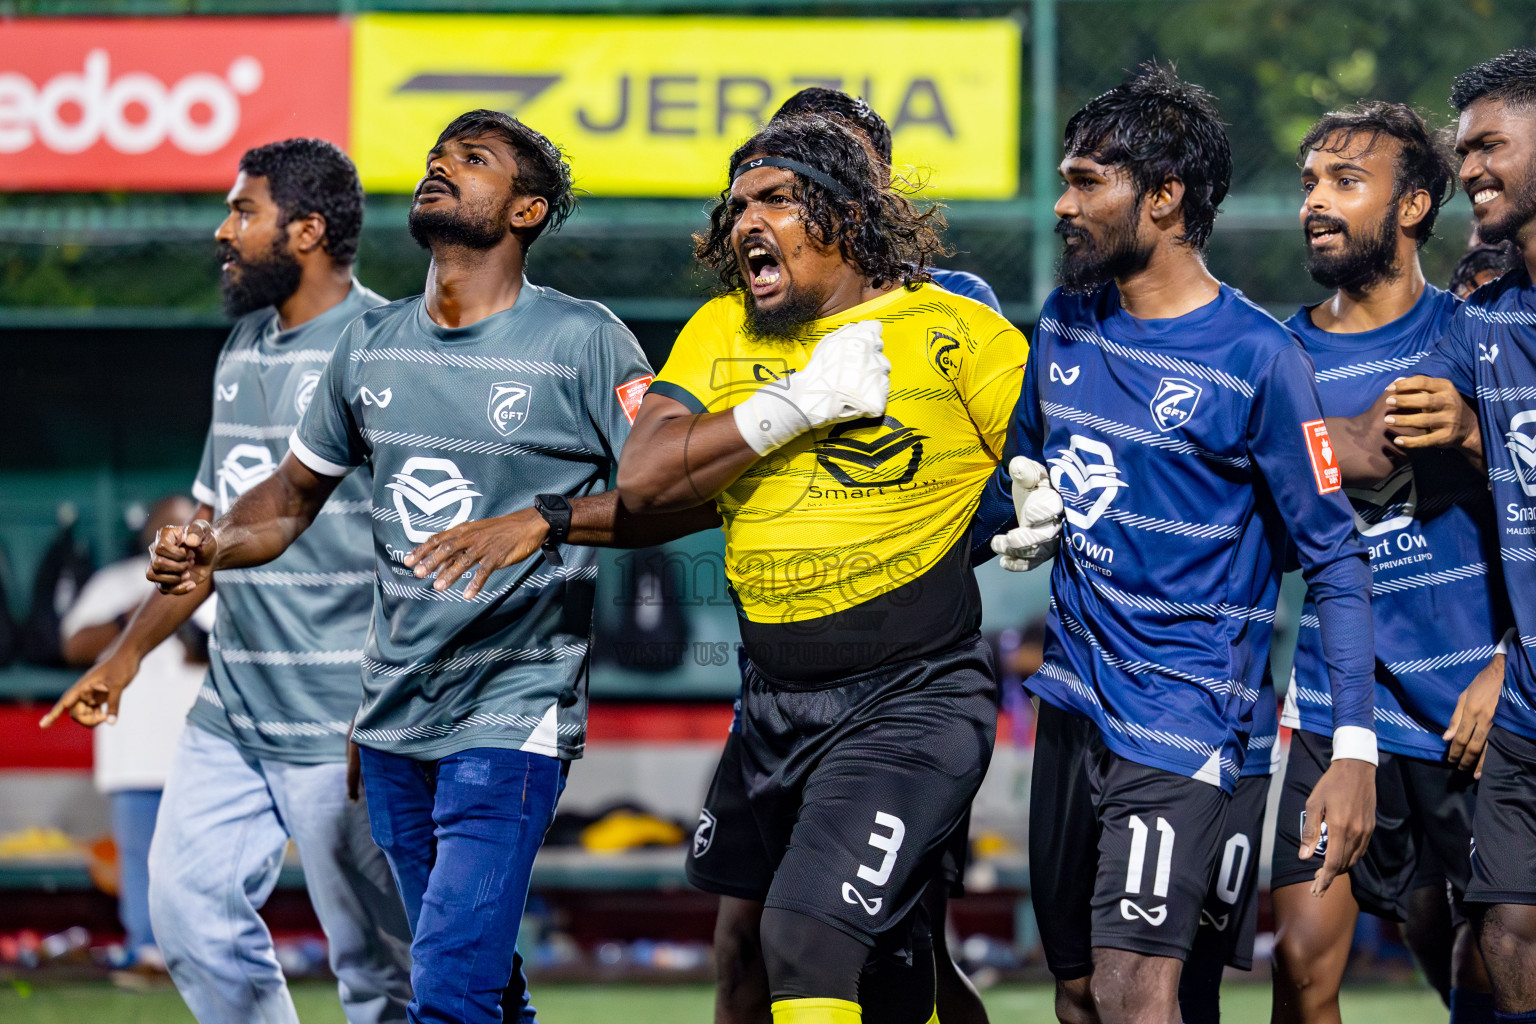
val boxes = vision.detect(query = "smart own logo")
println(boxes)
[385,457,483,544]
[0,50,264,156]
[1048,434,1129,529]
[814,416,927,488]
[1506,410,1536,499]
[1345,462,1417,537]
[217,443,276,514]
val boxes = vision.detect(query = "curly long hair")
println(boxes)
[693,113,948,292]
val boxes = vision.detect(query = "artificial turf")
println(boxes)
[0,979,1453,1022]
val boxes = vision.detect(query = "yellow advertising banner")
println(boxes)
[350,14,1020,198]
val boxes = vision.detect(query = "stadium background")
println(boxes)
[0,0,1526,1018]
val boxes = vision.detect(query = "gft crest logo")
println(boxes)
[926,327,962,381]
[1507,410,1536,499]
[488,380,532,436]
[693,809,716,857]
[1150,377,1202,432]
[216,443,275,514]
[1048,435,1129,529]
[293,370,321,416]
[815,416,927,488]
[385,457,482,543]
[1345,463,1417,536]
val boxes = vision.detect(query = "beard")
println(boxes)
[1303,206,1400,291]
[1055,204,1154,295]
[743,283,824,341]
[219,235,303,317]
[407,185,510,251]
[1476,162,1536,247]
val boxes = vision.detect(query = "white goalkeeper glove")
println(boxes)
[990,456,1064,572]
[732,320,891,456]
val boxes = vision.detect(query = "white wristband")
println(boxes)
[1331,725,1378,765]
[732,392,795,457]
[1495,626,1517,657]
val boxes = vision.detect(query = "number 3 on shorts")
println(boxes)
[841,812,906,918]
[857,811,906,885]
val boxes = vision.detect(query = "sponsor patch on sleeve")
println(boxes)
[1302,419,1342,494]
[615,375,654,425]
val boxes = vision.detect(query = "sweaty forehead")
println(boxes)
[729,163,797,201]
[1059,154,1128,180]
[227,170,274,207]
[1458,97,1536,144]
[435,133,520,170]
[1303,132,1397,172]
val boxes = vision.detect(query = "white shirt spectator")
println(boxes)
[60,557,211,793]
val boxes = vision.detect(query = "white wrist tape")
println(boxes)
[731,319,890,456]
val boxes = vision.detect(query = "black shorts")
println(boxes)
[739,633,998,946]
[1191,772,1268,971]
[1272,728,1476,921]
[1029,702,1231,978]
[687,730,774,901]
[687,733,974,903]
[936,809,972,898]
[1466,725,1536,907]
[1410,831,1447,893]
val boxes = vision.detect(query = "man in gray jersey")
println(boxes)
[141,110,716,1024]
[43,140,412,1024]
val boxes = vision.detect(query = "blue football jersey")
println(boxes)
[1011,284,1372,791]
[1285,287,1508,759]
[1416,266,1536,743]
[1243,675,1281,778]
[932,268,1003,314]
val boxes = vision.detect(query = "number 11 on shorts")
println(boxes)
[1122,815,1174,926]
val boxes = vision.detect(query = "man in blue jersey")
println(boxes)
[1362,49,1536,1023]
[685,86,1000,1024]
[42,140,413,1024]
[142,110,716,1024]
[1271,101,1502,1024]
[991,65,1378,1024]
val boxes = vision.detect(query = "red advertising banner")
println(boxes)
[0,18,350,191]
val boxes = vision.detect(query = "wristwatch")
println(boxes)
[533,494,572,567]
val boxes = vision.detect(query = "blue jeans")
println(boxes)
[359,746,565,1024]
[149,725,413,1024]
[110,788,162,956]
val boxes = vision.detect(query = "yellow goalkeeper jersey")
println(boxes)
[649,282,1027,626]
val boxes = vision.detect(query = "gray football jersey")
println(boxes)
[290,281,654,761]
[190,283,385,763]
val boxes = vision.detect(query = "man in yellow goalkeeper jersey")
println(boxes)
[617,112,1048,1024]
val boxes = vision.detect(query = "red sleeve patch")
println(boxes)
[615,375,654,425]
[1302,419,1342,494]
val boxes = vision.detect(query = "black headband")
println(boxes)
[732,156,852,199]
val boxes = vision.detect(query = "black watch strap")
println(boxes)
[534,494,572,567]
